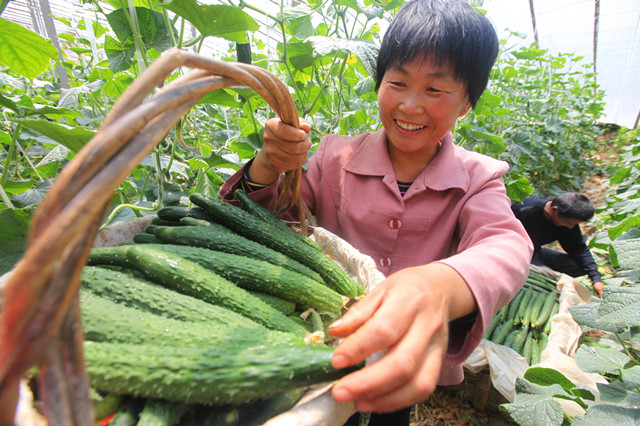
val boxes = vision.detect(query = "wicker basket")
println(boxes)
[0,48,312,424]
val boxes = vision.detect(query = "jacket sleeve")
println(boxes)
[437,167,533,365]
[558,228,602,283]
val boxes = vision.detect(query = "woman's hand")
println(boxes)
[327,263,476,413]
[248,118,311,185]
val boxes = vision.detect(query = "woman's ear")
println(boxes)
[458,101,472,118]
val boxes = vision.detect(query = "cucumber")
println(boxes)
[80,266,262,329]
[506,290,525,323]
[151,217,185,227]
[144,225,159,235]
[124,245,307,335]
[80,292,305,348]
[522,291,544,327]
[527,272,558,292]
[510,324,529,354]
[247,291,296,316]
[109,397,145,426]
[157,205,212,222]
[503,329,520,348]
[515,287,534,325]
[522,332,535,364]
[152,225,324,284]
[138,243,343,313]
[234,188,322,251]
[137,399,189,426]
[88,246,132,268]
[484,305,506,339]
[84,341,362,405]
[533,290,558,328]
[543,303,559,335]
[529,338,541,365]
[133,233,161,244]
[492,321,513,345]
[190,193,359,298]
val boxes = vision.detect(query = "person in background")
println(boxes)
[220,0,533,424]
[511,193,604,297]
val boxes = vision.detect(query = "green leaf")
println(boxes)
[0,93,20,113]
[608,215,640,241]
[192,169,223,199]
[36,145,70,168]
[16,120,96,153]
[611,237,640,271]
[107,7,174,51]
[163,0,258,43]
[468,127,505,154]
[104,35,133,73]
[596,286,640,328]
[0,18,58,80]
[523,367,576,393]
[286,41,318,70]
[281,4,315,39]
[196,90,241,108]
[596,381,640,407]
[569,298,627,333]
[0,207,33,275]
[307,36,379,78]
[104,7,175,72]
[58,80,105,109]
[506,176,534,202]
[572,404,640,424]
[621,365,640,387]
[500,393,564,426]
[575,345,630,375]
[12,180,53,208]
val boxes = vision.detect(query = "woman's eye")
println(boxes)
[388,81,405,87]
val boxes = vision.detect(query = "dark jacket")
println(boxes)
[511,198,602,283]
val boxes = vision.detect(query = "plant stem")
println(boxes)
[100,203,156,229]
[614,332,640,363]
[0,182,14,208]
[0,123,19,185]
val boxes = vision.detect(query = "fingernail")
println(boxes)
[332,387,353,402]
[328,319,342,329]
[332,354,349,369]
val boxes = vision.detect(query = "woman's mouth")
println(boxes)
[395,120,426,131]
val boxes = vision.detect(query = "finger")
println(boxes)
[331,285,430,368]
[327,286,386,338]
[354,326,448,412]
[298,118,311,133]
[268,118,309,143]
[332,301,447,404]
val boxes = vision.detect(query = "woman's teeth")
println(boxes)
[396,121,425,131]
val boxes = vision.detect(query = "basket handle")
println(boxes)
[0,48,312,424]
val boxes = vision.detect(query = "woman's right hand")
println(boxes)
[249,118,311,185]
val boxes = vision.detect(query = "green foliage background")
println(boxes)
[1,1,639,424]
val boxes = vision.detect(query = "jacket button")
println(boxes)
[379,257,391,267]
[388,219,402,229]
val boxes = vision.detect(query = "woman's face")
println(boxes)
[378,57,471,162]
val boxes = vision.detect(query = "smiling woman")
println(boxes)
[219,0,533,424]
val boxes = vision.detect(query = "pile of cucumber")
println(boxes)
[82,191,365,425]
[483,271,560,365]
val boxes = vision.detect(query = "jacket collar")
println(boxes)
[343,128,469,191]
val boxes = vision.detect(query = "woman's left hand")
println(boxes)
[327,262,476,413]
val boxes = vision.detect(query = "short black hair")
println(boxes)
[552,193,595,221]
[375,0,499,107]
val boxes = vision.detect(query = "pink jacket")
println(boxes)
[220,129,533,385]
